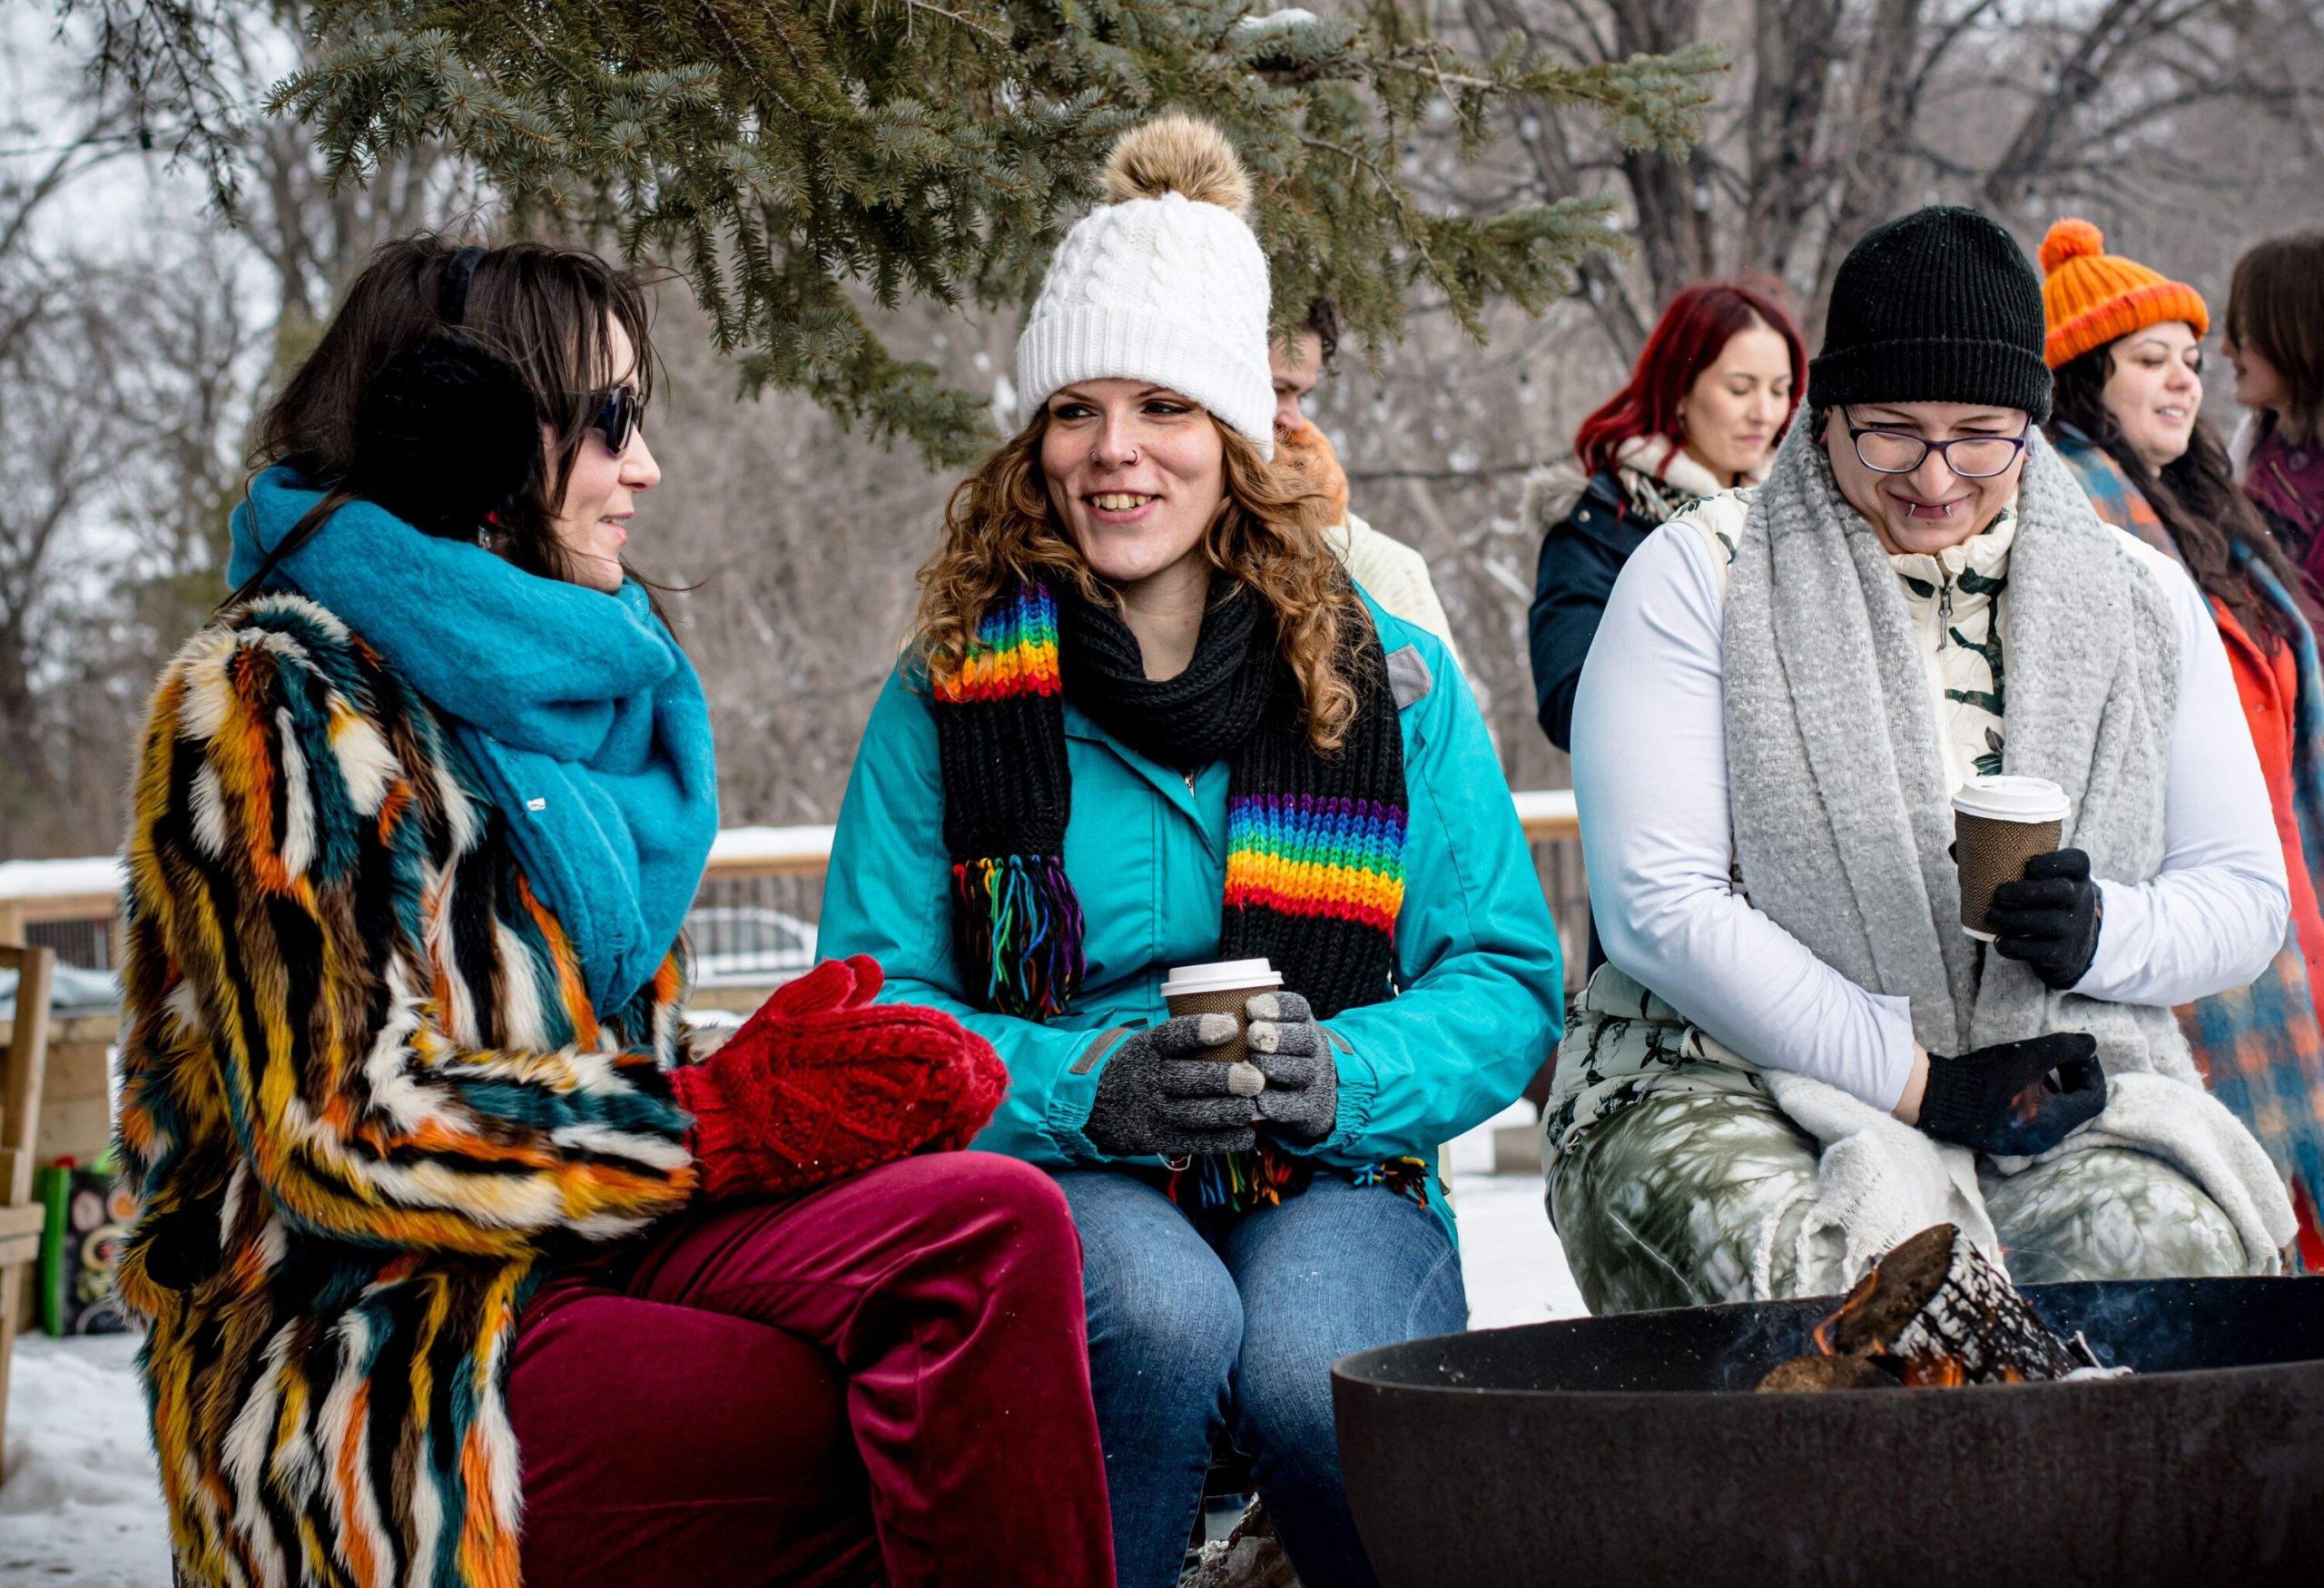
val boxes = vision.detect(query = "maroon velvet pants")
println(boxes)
[510,1151,1116,1587]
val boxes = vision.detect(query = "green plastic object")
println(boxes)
[36,1161,69,1336]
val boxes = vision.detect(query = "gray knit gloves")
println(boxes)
[1246,991,1337,1143]
[1085,1011,1261,1159]
[1084,991,1341,1159]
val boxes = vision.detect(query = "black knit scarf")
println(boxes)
[931,573,1413,1209]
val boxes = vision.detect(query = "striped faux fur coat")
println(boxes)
[114,592,701,1587]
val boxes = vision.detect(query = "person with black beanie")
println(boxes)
[1546,204,2298,1317]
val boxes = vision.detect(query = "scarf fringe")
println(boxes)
[1165,1146,1431,1215]
[1168,1142,1312,1214]
[950,853,1085,1019]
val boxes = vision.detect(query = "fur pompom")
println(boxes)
[1101,113,1252,218]
[2038,218,2104,275]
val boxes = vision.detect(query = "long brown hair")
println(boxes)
[2226,232,2324,445]
[913,410,1367,750]
[2047,343,2316,647]
[237,235,658,599]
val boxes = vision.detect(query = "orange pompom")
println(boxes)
[2039,218,2105,276]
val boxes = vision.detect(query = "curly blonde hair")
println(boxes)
[913,412,1370,751]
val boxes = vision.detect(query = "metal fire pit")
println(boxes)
[1334,1277,2324,1587]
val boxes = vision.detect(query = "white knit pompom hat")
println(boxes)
[1017,114,1276,459]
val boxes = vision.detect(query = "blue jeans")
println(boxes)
[1057,1169,1467,1588]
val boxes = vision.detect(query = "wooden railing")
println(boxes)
[0,787,1583,966]
[0,792,1585,1163]
[697,789,1581,885]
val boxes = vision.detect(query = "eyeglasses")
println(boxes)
[1845,415,2030,478]
[586,385,641,454]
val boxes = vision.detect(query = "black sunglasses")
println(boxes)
[586,385,642,454]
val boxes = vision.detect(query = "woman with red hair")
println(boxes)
[1526,281,1806,751]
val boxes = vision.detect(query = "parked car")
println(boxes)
[684,905,819,985]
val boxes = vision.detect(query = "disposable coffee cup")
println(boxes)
[1161,958,1284,1065]
[1953,775,2070,942]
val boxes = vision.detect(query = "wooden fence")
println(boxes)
[0,790,1587,1165]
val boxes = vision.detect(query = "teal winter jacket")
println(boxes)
[820,596,1565,1237]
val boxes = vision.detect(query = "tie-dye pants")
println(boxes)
[1549,1089,2252,1316]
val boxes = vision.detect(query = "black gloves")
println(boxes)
[1989,849,2103,990]
[1246,991,1340,1144]
[1918,1031,2109,1157]
[1084,1013,1260,1159]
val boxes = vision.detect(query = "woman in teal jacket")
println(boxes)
[822,116,1563,1588]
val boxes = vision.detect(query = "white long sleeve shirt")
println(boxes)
[1571,498,2290,1112]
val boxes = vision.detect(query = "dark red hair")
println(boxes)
[1574,280,1807,478]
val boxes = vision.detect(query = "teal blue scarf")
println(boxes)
[230,468,719,1013]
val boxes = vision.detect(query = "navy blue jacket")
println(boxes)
[1527,469,1657,752]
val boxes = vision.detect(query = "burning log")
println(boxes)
[1758,1224,2099,1392]
[1754,1354,1899,1393]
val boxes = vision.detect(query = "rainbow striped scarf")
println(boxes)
[930,576,1410,1211]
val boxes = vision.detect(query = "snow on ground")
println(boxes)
[0,1128,1577,1581]
[1,1332,161,1586]
[1452,1170,1586,1329]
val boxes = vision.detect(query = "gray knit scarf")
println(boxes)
[1723,423,2199,1085]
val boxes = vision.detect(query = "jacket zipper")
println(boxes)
[1937,574,1954,652]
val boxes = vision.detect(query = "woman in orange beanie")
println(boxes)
[2039,216,2324,1270]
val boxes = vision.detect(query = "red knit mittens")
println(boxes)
[672,955,1010,1202]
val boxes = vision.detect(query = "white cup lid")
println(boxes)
[1952,774,2070,824]
[1162,958,1282,996]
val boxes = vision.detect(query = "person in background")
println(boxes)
[114,236,1114,1588]
[1270,295,1465,667]
[2222,232,2324,567]
[1525,279,1805,754]
[1552,206,2297,1317]
[820,114,1563,1588]
[2038,217,2324,1271]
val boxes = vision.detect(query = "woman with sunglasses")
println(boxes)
[114,235,1114,1588]
[1548,207,2298,1315]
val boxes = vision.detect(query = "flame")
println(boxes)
[1811,1267,1981,1388]
[1812,1267,1885,1356]
[2012,1080,2046,1124]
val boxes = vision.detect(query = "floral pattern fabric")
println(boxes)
[1551,1085,2253,1313]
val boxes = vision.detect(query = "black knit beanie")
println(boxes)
[1810,206,2053,422]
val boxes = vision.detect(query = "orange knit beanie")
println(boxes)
[2038,218,2209,370]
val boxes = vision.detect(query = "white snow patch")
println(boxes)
[0,1332,167,1585]
[0,856,124,902]
[1234,8,1323,37]
[1452,1170,1587,1327]
[1509,786,1577,827]
[704,824,839,867]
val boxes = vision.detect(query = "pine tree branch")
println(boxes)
[896,0,1009,45]
[74,0,1716,462]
